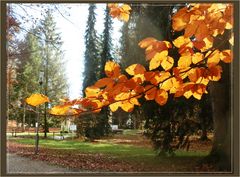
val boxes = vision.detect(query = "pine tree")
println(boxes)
[99,4,113,78]
[97,4,114,137]
[82,4,99,93]
[39,10,68,137]
[77,4,114,140]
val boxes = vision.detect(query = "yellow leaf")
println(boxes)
[109,102,121,112]
[104,61,121,78]
[207,50,220,67]
[184,90,193,99]
[129,98,140,106]
[200,36,213,52]
[170,78,182,93]
[125,64,146,76]
[85,86,100,98]
[192,52,204,64]
[160,77,181,93]
[121,4,131,11]
[173,36,191,48]
[25,93,50,107]
[115,92,130,101]
[120,101,134,112]
[119,13,129,22]
[158,71,171,82]
[160,79,173,91]
[178,55,192,68]
[49,105,78,116]
[161,56,174,71]
[149,51,168,70]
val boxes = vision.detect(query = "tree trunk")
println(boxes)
[22,101,26,131]
[199,128,209,141]
[208,63,231,171]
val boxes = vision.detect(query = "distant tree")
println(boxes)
[99,4,114,77]
[13,27,42,128]
[82,4,99,92]
[78,4,110,140]
[10,9,68,133]
[39,10,68,137]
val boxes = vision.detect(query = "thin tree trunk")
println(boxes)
[22,101,26,131]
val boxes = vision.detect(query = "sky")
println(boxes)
[55,4,123,99]
[11,3,123,99]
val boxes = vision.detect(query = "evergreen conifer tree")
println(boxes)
[82,4,99,93]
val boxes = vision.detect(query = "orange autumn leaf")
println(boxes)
[144,85,157,100]
[207,50,221,67]
[149,50,168,70]
[85,86,101,98]
[185,20,210,41]
[104,61,121,78]
[134,85,145,94]
[25,93,50,107]
[181,83,207,100]
[131,74,145,84]
[125,64,146,75]
[155,89,168,105]
[109,99,137,113]
[198,36,214,52]
[172,7,191,31]
[138,37,158,48]
[207,65,222,81]
[144,71,171,86]
[49,105,79,116]
[90,99,103,111]
[188,68,209,85]
[108,3,131,22]
[139,38,171,61]
[220,50,232,63]
[123,78,137,89]
[94,78,114,88]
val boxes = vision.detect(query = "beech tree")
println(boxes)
[26,3,234,170]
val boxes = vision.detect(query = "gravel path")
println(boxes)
[7,153,87,174]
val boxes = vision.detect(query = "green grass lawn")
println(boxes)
[8,128,213,172]
[9,137,209,168]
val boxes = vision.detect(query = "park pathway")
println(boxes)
[7,153,87,174]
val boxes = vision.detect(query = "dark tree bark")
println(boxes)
[208,63,231,171]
